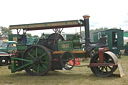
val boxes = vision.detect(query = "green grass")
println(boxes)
[0,55,128,85]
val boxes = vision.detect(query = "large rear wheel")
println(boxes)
[90,51,118,77]
[23,45,52,76]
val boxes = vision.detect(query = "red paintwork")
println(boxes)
[88,63,117,67]
[99,48,104,63]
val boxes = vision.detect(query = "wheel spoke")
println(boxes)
[108,66,112,70]
[36,47,38,57]
[41,58,46,61]
[105,66,108,72]
[32,69,34,72]
[101,67,104,72]
[37,64,40,73]
[29,64,34,69]
[39,52,46,59]
[40,61,48,64]
[28,52,34,58]
[42,64,47,69]
[32,69,35,73]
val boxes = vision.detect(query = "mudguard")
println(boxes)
[0,52,10,56]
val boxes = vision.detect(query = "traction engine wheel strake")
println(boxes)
[60,51,75,70]
[23,45,52,76]
[90,51,118,77]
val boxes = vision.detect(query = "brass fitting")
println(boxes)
[83,15,90,19]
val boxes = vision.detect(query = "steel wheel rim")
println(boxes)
[60,51,75,70]
[23,45,51,76]
[90,53,117,77]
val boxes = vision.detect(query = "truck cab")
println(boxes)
[0,41,17,65]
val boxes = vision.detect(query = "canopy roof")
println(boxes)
[10,20,84,31]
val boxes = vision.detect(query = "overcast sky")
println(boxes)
[0,0,128,36]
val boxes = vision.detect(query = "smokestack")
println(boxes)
[83,15,90,47]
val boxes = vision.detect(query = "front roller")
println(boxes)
[90,51,118,77]
[23,45,52,76]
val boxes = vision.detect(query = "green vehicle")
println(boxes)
[0,41,17,66]
[93,29,124,58]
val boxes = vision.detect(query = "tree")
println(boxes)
[110,27,118,29]
[0,26,12,37]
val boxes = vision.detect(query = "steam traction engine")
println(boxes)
[9,15,118,77]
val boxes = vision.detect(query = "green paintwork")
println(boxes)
[10,45,51,74]
[0,47,7,52]
[58,39,85,58]
[58,34,81,51]
[9,19,85,74]
[17,46,27,51]
[11,57,33,73]
[9,34,23,46]
[9,34,39,46]
[93,32,98,42]
[8,34,17,41]
[124,32,128,37]
[74,53,85,58]
[9,34,31,52]
[58,41,73,51]
[0,41,17,54]
[106,29,124,50]
[72,34,81,49]
[0,41,17,65]
[93,29,124,58]
[10,20,83,30]
[23,46,50,73]
[27,37,38,45]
